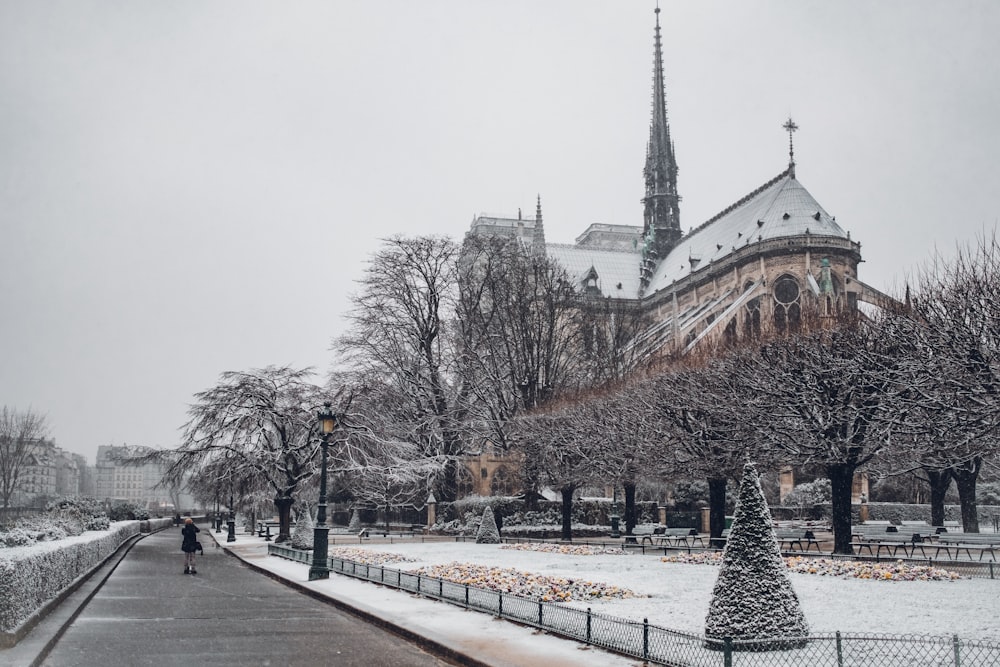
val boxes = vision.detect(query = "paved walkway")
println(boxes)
[33,528,453,667]
[3,528,638,667]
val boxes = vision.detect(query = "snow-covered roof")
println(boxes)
[646,170,848,295]
[545,243,642,299]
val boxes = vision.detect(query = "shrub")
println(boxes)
[108,502,149,521]
[476,505,501,544]
[291,506,314,550]
[85,515,111,531]
[1,528,35,548]
[347,509,361,533]
[784,478,831,507]
[705,463,809,646]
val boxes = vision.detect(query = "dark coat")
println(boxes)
[181,523,200,553]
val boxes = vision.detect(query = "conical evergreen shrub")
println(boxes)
[290,505,314,550]
[476,505,501,544]
[348,509,361,533]
[704,463,809,649]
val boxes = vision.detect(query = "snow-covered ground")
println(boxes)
[324,540,999,643]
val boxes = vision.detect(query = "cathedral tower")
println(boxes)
[640,6,682,294]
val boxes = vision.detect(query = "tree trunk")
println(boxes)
[708,477,727,547]
[952,462,981,533]
[273,495,294,543]
[623,482,637,535]
[827,464,857,555]
[560,486,574,541]
[925,468,951,528]
[435,459,459,503]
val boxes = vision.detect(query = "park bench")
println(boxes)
[256,521,279,541]
[653,527,704,547]
[852,524,899,542]
[855,531,931,558]
[774,529,821,553]
[933,534,999,561]
[625,525,664,545]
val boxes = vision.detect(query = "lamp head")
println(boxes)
[318,402,337,435]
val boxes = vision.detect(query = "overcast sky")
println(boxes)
[2,1,999,461]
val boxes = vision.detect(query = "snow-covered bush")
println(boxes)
[705,463,809,648]
[347,509,361,533]
[783,478,832,507]
[291,506,315,550]
[45,496,105,519]
[108,502,148,521]
[0,521,139,632]
[476,505,500,544]
[1,528,34,548]
[85,515,111,531]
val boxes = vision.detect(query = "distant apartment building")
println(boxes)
[94,445,177,510]
[15,439,81,506]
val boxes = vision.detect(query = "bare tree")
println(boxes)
[633,356,758,544]
[0,406,49,508]
[898,235,1000,531]
[163,366,330,543]
[456,235,586,451]
[337,235,466,500]
[736,319,907,554]
[512,402,605,541]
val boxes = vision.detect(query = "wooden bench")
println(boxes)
[653,527,704,547]
[256,521,279,541]
[856,532,931,558]
[625,525,664,545]
[775,529,821,553]
[933,534,999,561]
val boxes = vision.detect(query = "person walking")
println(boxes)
[181,517,200,574]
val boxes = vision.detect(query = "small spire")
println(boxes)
[783,116,798,178]
[532,194,546,253]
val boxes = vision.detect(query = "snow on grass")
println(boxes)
[339,540,1000,642]
[412,562,638,602]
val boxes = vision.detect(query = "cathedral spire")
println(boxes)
[532,194,546,254]
[640,5,682,294]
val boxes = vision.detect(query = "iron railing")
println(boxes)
[268,543,1000,666]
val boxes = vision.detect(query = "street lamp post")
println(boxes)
[215,492,222,533]
[227,486,236,543]
[309,402,337,581]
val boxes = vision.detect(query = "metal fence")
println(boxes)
[268,543,1000,666]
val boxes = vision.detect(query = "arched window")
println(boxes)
[773,275,802,334]
[490,466,519,496]
[455,465,475,499]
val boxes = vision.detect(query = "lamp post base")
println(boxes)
[308,525,330,580]
[226,518,236,543]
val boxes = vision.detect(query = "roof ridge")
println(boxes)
[550,242,640,255]
[685,167,791,240]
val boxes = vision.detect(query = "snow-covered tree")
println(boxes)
[476,504,500,544]
[335,235,464,501]
[290,505,314,550]
[705,463,808,647]
[347,509,361,533]
[161,366,332,543]
[0,406,48,508]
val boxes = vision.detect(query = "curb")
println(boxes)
[208,532,493,667]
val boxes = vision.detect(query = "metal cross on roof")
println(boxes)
[783,116,799,165]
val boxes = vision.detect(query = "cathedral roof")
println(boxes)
[645,169,848,296]
[545,243,642,299]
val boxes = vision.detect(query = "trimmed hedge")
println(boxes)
[0,521,139,632]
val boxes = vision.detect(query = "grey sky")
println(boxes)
[2,1,999,461]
